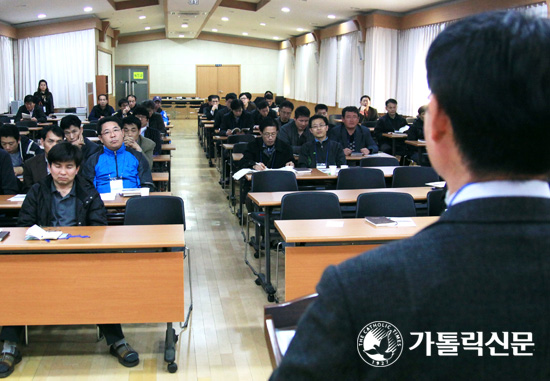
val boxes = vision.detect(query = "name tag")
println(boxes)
[316,163,327,169]
[110,178,123,193]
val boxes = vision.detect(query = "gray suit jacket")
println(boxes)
[137,135,156,168]
[278,120,314,154]
[271,197,550,380]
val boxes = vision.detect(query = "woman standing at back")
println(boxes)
[33,79,54,116]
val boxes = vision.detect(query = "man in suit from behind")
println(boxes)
[271,11,550,380]
[22,125,64,192]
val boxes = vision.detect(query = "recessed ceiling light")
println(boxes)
[179,34,185,38]
[181,23,188,28]
[221,17,229,21]
[242,32,248,36]
[327,14,336,19]
[281,7,290,12]
[145,26,151,30]
[37,14,46,19]
[260,23,266,26]
[273,36,279,40]
[212,28,218,32]
[139,15,146,19]
[83,6,93,12]
[297,28,304,32]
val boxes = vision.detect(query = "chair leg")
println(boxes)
[181,248,193,330]
[96,326,103,341]
[275,241,283,294]
[24,325,28,346]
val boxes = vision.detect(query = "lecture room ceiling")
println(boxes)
[0,0,452,42]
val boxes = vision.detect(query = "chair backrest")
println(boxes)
[16,121,37,128]
[232,142,248,154]
[84,123,98,131]
[280,192,342,220]
[251,170,298,193]
[362,121,377,128]
[360,157,399,167]
[427,189,446,216]
[17,126,29,132]
[0,116,10,124]
[227,134,255,144]
[392,166,439,188]
[336,168,386,190]
[124,195,186,230]
[82,129,97,138]
[65,107,77,113]
[355,192,416,218]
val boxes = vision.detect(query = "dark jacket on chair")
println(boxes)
[239,138,294,170]
[22,153,48,192]
[15,105,47,123]
[297,139,346,168]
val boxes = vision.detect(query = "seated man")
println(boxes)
[122,115,155,168]
[132,106,162,155]
[60,115,101,161]
[275,100,294,127]
[314,104,335,130]
[205,94,225,121]
[0,142,139,378]
[82,117,154,193]
[250,100,278,127]
[22,125,64,191]
[0,124,43,175]
[279,106,314,154]
[113,98,131,120]
[0,149,19,195]
[358,95,379,124]
[198,96,213,114]
[374,98,408,154]
[264,92,275,109]
[328,106,378,157]
[298,115,346,168]
[271,11,550,379]
[142,100,167,135]
[407,105,428,165]
[214,93,237,130]
[88,94,115,122]
[219,100,254,136]
[152,96,169,125]
[239,118,295,171]
[239,92,257,112]
[127,94,137,113]
[14,95,47,123]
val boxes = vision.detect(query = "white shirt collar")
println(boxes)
[446,180,550,207]
[140,126,147,136]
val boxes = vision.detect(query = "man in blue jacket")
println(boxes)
[82,117,154,193]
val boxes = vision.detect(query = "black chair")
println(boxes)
[355,192,417,218]
[0,116,10,124]
[84,123,97,131]
[65,107,77,113]
[336,168,386,189]
[362,121,377,128]
[427,188,446,216]
[124,195,192,359]
[233,142,248,154]
[392,166,439,188]
[360,157,399,167]
[82,129,97,138]
[227,134,255,144]
[16,121,37,128]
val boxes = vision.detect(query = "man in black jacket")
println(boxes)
[298,115,346,168]
[219,100,254,136]
[0,143,140,378]
[0,124,43,176]
[0,149,19,195]
[133,106,162,155]
[250,100,278,127]
[22,125,64,191]
[328,106,378,157]
[374,98,408,154]
[142,100,167,135]
[14,95,47,123]
[60,115,101,162]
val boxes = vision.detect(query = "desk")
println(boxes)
[247,187,432,302]
[154,154,172,191]
[405,139,427,162]
[345,151,395,165]
[161,144,176,151]
[382,132,408,155]
[0,224,185,371]
[276,217,438,300]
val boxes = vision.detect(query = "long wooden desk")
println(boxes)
[382,132,408,155]
[0,224,185,370]
[344,151,395,164]
[275,217,438,300]
[246,187,432,302]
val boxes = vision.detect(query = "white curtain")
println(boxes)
[317,37,338,107]
[395,23,446,117]
[513,2,548,17]
[363,27,398,112]
[294,42,318,103]
[336,31,364,108]
[0,37,15,113]
[277,47,295,99]
[17,29,95,108]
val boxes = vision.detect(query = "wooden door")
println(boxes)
[196,65,241,98]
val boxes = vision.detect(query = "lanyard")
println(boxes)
[446,182,474,207]
[314,140,330,165]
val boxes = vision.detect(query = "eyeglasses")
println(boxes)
[262,132,277,138]
[310,124,327,130]
[101,127,122,136]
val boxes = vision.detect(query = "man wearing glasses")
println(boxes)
[297,115,346,168]
[328,106,378,157]
[82,117,154,194]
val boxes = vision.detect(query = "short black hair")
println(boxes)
[225,93,238,101]
[342,106,360,118]
[257,100,269,110]
[47,141,83,167]
[60,115,82,130]
[118,98,129,107]
[122,115,141,129]
[142,100,155,111]
[0,124,19,140]
[259,117,278,132]
[360,95,371,102]
[133,106,149,120]
[280,100,294,111]
[239,92,250,100]
[417,105,428,116]
[97,93,108,100]
[97,117,123,135]
[426,11,550,176]
[127,94,137,101]
[309,115,328,128]
[385,99,397,106]
[315,104,328,112]
[208,95,219,102]
[264,93,274,100]
[24,94,35,104]
[294,106,310,119]
[231,99,244,111]
[41,125,64,140]
[264,90,273,97]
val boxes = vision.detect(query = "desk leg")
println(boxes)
[261,206,276,302]
[221,145,227,189]
[392,139,396,156]
[164,323,178,373]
